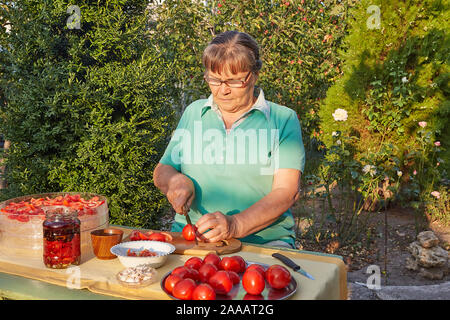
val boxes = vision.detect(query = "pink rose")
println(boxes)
[434,141,441,147]
[431,191,440,199]
[418,121,427,128]
[413,170,417,175]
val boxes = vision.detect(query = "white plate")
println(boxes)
[110,240,176,268]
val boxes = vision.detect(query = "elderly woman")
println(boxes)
[153,31,305,248]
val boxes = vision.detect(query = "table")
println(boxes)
[0,226,347,300]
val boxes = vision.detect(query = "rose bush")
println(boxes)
[317,0,448,215]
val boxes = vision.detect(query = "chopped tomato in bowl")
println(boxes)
[110,240,176,268]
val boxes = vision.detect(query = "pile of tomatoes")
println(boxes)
[129,225,197,243]
[163,252,292,300]
[129,230,173,242]
[0,194,105,222]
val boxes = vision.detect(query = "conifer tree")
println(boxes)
[318,0,449,186]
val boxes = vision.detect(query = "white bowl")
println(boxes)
[110,240,176,268]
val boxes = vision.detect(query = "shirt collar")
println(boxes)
[201,87,270,120]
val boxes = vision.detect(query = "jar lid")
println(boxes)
[45,207,78,219]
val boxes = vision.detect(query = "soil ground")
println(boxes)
[293,204,450,299]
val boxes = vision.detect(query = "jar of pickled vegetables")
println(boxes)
[43,209,81,268]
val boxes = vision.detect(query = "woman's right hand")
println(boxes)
[166,173,195,215]
[154,163,195,215]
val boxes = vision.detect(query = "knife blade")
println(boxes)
[272,253,315,280]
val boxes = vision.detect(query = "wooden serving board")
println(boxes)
[122,230,242,256]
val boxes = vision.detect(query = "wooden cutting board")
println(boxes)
[122,229,242,256]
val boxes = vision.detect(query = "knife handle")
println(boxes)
[272,253,299,270]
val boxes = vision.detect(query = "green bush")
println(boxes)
[152,0,348,144]
[0,0,176,228]
[318,0,449,197]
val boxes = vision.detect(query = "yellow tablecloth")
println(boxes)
[0,229,347,300]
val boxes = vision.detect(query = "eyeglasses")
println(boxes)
[204,71,252,88]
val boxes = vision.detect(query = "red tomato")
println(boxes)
[16,214,30,222]
[185,268,200,281]
[171,266,190,279]
[208,270,233,295]
[138,231,150,240]
[172,278,197,300]
[184,257,203,270]
[232,255,246,273]
[203,253,221,268]
[265,265,291,289]
[227,271,240,285]
[136,249,157,257]
[192,283,216,300]
[182,224,197,241]
[128,230,140,241]
[147,232,166,242]
[160,232,173,242]
[219,256,242,273]
[164,274,183,294]
[85,208,95,215]
[126,249,137,257]
[246,264,266,276]
[146,231,173,242]
[198,263,218,283]
[242,269,265,295]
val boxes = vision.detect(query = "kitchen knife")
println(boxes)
[272,253,315,280]
[183,204,198,246]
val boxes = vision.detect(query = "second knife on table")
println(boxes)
[272,253,315,280]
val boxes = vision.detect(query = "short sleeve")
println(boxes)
[159,109,190,172]
[275,110,305,173]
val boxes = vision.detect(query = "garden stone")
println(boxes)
[407,241,448,268]
[405,256,419,271]
[418,267,445,280]
[417,231,439,248]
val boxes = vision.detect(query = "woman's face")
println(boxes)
[206,68,258,114]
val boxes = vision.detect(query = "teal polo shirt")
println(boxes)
[159,89,305,246]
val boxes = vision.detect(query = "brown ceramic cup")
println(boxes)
[91,228,124,259]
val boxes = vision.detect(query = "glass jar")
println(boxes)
[43,209,81,269]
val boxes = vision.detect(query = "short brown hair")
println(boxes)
[202,31,262,75]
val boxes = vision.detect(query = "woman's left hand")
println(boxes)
[195,211,239,243]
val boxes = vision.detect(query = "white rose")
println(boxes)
[362,165,371,174]
[332,108,348,121]
[362,165,377,177]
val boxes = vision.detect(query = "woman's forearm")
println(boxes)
[153,163,180,195]
[153,163,195,214]
[232,187,299,239]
